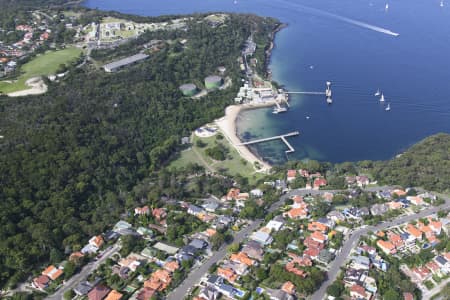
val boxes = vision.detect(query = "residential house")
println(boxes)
[250,189,264,197]
[327,210,346,223]
[74,281,94,296]
[42,265,64,281]
[281,281,296,295]
[322,192,334,202]
[242,240,264,261]
[104,290,123,300]
[152,208,167,221]
[189,238,208,250]
[350,284,371,300]
[134,206,150,215]
[226,188,241,201]
[377,240,396,255]
[250,230,273,245]
[202,201,219,213]
[69,251,85,264]
[136,287,156,300]
[163,260,180,273]
[392,189,407,197]
[187,204,204,216]
[425,261,441,276]
[434,256,450,273]
[308,221,328,233]
[286,170,296,182]
[217,267,238,283]
[407,196,425,206]
[387,201,404,210]
[313,178,327,190]
[356,176,370,187]
[32,275,50,290]
[303,247,320,260]
[318,249,334,263]
[144,269,172,291]
[222,261,248,275]
[351,256,370,270]
[403,293,414,300]
[310,231,327,244]
[429,220,442,235]
[197,286,219,300]
[299,169,310,178]
[406,224,423,241]
[266,220,284,232]
[230,252,255,266]
[388,232,405,251]
[89,235,104,249]
[411,266,431,282]
[286,261,307,278]
[88,285,111,300]
[286,207,308,219]
[235,192,250,207]
[370,203,388,216]
[304,236,325,251]
[266,288,294,300]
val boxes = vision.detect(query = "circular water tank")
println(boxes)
[204,75,223,89]
[179,83,198,96]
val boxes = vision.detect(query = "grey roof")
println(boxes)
[435,256,448,265]
[189,238,207,249]
[103,53,149,71]
[74,281,93,295]
[188,204,203,214]
[206,275,223,286]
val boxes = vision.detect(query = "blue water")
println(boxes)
[84,0,450,163]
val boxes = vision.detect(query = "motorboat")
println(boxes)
[273,107,287,114]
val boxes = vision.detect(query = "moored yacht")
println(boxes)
[374,89,380,96]
[379,93,385,102]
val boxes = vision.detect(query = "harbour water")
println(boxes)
[84,0,450,164]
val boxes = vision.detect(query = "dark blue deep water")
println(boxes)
[84,0,450,163]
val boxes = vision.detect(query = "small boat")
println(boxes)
[306,116,310,119]
[440,0,444,7]
[309,65,314,70]
[273,107,287,114]
[379,93,385,102]
[385,3,389,11]
[374,89,380,96]
[327,97,333,104]
[385,103,391,111]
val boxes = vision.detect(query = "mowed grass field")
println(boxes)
[169,131,264,183]
[0,47,82,94]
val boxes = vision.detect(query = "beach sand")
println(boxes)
[215,102,277,172]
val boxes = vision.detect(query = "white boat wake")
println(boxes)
[274,0,400,37]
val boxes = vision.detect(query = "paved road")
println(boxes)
[311,192,450,300]
[46,244,120,299]
[167,189,313,300]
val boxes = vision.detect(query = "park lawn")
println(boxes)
[0,47,82,94]
[169,131,264,183]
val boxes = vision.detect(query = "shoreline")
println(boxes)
[215,23,287,171]
[215,101,277,172]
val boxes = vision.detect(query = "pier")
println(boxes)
[286,91,326,95]
[238,131,299,154]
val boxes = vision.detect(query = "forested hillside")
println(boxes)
[370,133,450,192]
[0,11,278,287]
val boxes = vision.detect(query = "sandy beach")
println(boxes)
[215,101,277,172]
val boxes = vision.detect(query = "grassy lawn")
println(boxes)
[0,47,82,94]
[169,130,264,183]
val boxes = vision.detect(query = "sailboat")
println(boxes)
[374,89,381,96]
[379,93,385,102]
[385,103,391,111]
[385,3,389,11]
